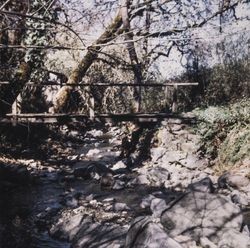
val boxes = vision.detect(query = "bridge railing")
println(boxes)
[0,81,198,123]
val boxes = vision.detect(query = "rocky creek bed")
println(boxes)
[0,120,249,248]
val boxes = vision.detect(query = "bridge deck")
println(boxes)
[1,112,196,124]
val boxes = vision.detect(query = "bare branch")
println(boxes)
[0,0,11,11]
[0,44,87,51]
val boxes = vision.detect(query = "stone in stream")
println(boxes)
[150,198,168,218]
[100,173,115,188]
[160,179,245,246]
[140,194,157,209]
[111,160,127,170]
[73,162,113,180]
[199,237,217,248]
[125,216,183,248]
[112,202,130,212]
[72,222,127,248]
[86,129,103,138]
[218,229,250,248]
[131,167,170,187]
[150,147,167,162]
[129,174,150,186]
[187,177,215,193]
[112,179,126,190]
[50,208,128,248]
[218,172,250,189]
[127,178,249,247]
[50,212,92,241]
[86,148,101,157]
[231,189,249,206]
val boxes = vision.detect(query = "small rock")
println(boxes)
[132,174,150,185]
[85,194,96,201]
[228,174,250,188]
[87,129,103,138]
[199,237,217,248]
[112,180,126,190]
[102,198,115,203]
[67,155,79,161]
[151,147,166,162]
[174,235,198,248]
[170,124,183,132]
[89,200,98,207]
[218,172,250,189]
[65,197,78,208]
[66,141,73,147]
[69,131,79,137]
[111,160,127,170]
[204,167,214,175]
[218,229,250,248]
[113,202,130,212]
[181,154,208,170]
[140,194,156,209]
[231,190,249,206]
[100,173,114,188]
[146,167,170,186]
[150,198,167,217]
[188,177,215,193]
[74,163,111,180]
[86,148,101,157]
[47,167,56,172]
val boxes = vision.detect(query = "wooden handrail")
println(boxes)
[0,81,198,87]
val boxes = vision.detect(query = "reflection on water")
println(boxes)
[0,183,69,248]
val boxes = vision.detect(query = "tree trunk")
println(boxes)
[51,12,123,113]
[0,1,29,116]
[0,62,31,115]
[121,0,143,112]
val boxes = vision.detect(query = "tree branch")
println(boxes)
[0,9,86,46]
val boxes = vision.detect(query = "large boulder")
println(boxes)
[160,179,246,246]
[127,178,249,247]
[125,216,183,248]
[50,209,128,248]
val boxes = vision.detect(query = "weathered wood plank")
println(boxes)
[0,82,199,87]
[2,112,197,124]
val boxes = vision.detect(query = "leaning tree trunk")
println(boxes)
[120,0,143,112]
[51,11,123,113]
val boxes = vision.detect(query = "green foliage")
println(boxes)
[218,126,250,166]
[24,0,57,83]
[194,59,249,107]
[173,57,250,112]
[201,60,250,105]
[193,99,250,167]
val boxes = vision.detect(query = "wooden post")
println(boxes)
[172,84,178,113]
[138,85,141,112]
[11,93,22,125]
[86,86,95,120]
[89,95,95,120]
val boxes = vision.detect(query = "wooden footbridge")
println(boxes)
[0,81,198,124]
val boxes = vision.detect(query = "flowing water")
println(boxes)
[0,181,70,248]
